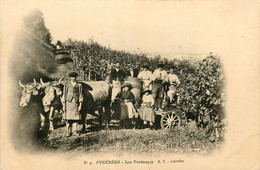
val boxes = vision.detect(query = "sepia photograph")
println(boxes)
[1,0,259,169]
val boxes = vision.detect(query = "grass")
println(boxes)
[10,107,224,156]
[40,122,224,157]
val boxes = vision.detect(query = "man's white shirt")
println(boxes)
[151,69,168,81]
[138,70,152,80]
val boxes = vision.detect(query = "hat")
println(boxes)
[114,62,120,67]
[69,72,79,77]
[158,63,164,67]
[142,88,152,94]
[121,83,132,88]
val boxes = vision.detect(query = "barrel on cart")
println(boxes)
[124,77,142,107]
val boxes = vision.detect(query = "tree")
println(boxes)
[23,9,52,44]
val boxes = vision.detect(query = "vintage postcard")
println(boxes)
[1,0,259,169]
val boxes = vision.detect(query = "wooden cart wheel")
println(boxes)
[160,111,182,129]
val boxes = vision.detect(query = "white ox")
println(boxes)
[39,77,64,131]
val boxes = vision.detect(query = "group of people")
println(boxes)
[62,62,180,136]
[110,62,181,129]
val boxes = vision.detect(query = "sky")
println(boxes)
[1,0,259,60]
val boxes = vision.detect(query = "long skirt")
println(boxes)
[119,102,137,120]
[140,103,155,123]
[65,99,81,120]
[120,102,128,120]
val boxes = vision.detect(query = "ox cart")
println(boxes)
[155,105,182,129]
[134,104,183,130]
[115,77,184,130]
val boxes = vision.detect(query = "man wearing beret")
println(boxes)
[61,72,83,137]
[151,63,168,111]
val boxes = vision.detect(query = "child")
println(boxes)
[140,88,155,128]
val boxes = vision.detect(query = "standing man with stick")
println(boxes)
[62,72,83,137]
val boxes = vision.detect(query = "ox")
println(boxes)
[19,79,40,107]
[40,79,112,132]
[78,80,112,130]
[40,77,64,131]
[19,79,44,132]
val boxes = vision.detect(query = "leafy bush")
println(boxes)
[23,9,52,44]
[175,54,225,141]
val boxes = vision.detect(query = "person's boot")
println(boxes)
[132,118,136,129]
[49,119,54,131]
[72,122,78,136]
[149,122,154,130]
[143,121,149,129]
[40,114,45,130]
[65,121,71,137]
[143,121,147,127]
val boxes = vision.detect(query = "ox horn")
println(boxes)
[19,80,25,88]
[58,75,65,84]
[40,78,46,86]
[33,78,37,86]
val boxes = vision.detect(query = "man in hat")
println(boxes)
[126,64,139,78]
[151,63,168,111]
[110,62,126,102]
[138,64,153,90]
[61,72,83,137]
